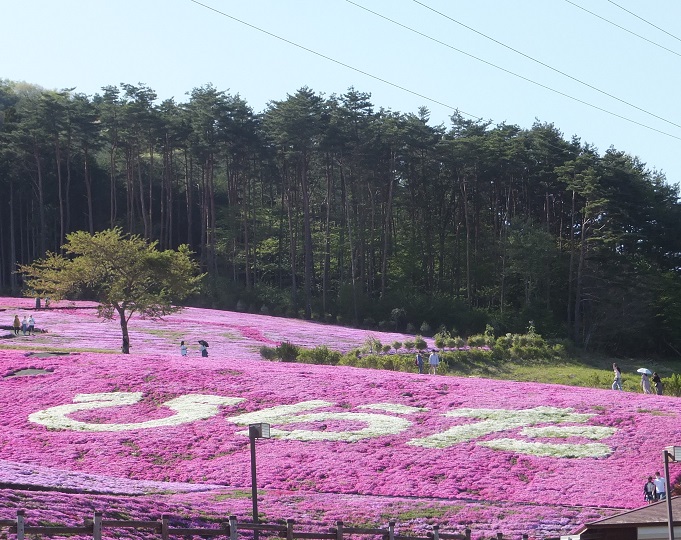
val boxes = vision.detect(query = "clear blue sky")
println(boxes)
[4,0,681,186]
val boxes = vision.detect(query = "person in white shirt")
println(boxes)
[180,341,188,357]
[654,471,667,500]
[428,349,440,375]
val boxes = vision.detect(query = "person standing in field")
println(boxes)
[21,316,28,336]
[641,373,652,394]
[27,315,35,336]
[415,352,424,374]
[654,472,667,500]
[652,372,663,395]
[12,315,20,335]
[612,363,622,391]
[428,349,440,375]
[644,476,656,503]
[180,341,188,357]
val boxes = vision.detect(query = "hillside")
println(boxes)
[1,297,679,538]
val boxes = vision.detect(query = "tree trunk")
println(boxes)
[118,305,130,354]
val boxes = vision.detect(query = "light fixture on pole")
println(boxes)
[249,423,271,540]
[664,446,681,540]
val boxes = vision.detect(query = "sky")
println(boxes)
[3,0,681,186]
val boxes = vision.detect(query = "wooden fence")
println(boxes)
[0,511,558,540]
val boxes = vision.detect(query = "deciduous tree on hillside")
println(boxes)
[19,228,203,353]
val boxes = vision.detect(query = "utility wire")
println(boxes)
[346,1,681,140]
[187,0,681,142]
[409,0,681,131]
[189,0,480,120]
[563,0,681,58]
[607,0,681,44]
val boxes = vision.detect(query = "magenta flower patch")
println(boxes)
[0,297,678,538]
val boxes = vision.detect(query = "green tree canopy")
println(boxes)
[19,228,203,353]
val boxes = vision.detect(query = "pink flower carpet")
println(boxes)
[1,297,678,539]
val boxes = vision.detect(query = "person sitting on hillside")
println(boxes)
[644,476,657,503]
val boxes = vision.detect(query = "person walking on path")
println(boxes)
[180,341,188,357]
[612,363,623,391]
[428,349,440,375]
[644,476,657,503]
[12,315,20,335]
[652,372,663,395]
[654,472,667,500]
[415,352,424,374]
[27,315,35,336]
[21,316,28,336]
[641,373,652,394]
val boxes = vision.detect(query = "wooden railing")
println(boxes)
[0,510,549,540]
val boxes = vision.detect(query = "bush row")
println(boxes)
[259,327,569,371]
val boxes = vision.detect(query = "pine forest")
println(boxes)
[1,79,680,356]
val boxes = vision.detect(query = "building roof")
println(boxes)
[573,497,681,534]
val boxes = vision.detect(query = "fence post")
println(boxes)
[464,528,471,540]
[229,515,238,540]
[93,512,102,540]
[388,522,395,540]
[16,510,25,540]
[496,533,503,540]
[335,520,344,540]
[431,525,439,540]
[522,535,528,540]
[286,519,294,540]
[161,515,169,540]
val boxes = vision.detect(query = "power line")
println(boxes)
[188,0,480,121]
[187,0,681,142]
[409,0,681,131]
[607,0,681,44]
[345,0,681,140]
[563,0,681,58]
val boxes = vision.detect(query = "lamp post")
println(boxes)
[249,423,271,540]
[664,446,681,540]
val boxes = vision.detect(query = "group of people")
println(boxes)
[415,350,440,375]
[612,363,664,395]
[11,314,35,336]
[180,340,209,357]
[643,472,667,503]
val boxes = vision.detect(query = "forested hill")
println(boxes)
[1,79,680,355]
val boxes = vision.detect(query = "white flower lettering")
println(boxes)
[29,392,244,432]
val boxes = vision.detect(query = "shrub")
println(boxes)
[382,344,392,353]
[467,334,487,347]
[276,341,300,362]
[377,355,396,371]
[663,373,681,397]
[405,323,416,334]
[259,346,277,360]
[414,336,427,350]
[298,345,341,365]
[404,340,415,351]
[419,321,432,336]
[364,336,382,354]
[392,341,402,352]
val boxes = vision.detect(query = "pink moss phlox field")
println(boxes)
[1,297,679,538]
